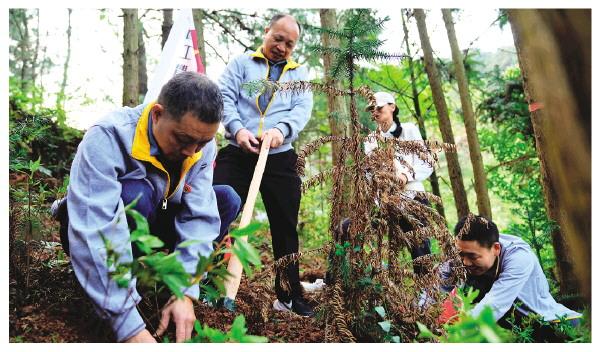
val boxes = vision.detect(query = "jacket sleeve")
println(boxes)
[67,126,145,342]
[396,124,433,182]
[174,139,221,300]
[470,247,535,321]
[219,55,247,139]
[275,66,313,143]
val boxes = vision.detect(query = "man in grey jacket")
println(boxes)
[56,72,241,342]
[214,13,314,316]
[454,215,582,341]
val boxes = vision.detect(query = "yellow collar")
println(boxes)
[250,46,301,70]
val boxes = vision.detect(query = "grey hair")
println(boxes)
[157,71,223,123]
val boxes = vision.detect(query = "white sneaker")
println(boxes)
[300,278,326,292]
[272,299,292,312]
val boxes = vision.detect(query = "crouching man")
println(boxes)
[452,215,582,341]
[55,72,241,342]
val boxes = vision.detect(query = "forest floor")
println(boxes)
[9,217,330,343]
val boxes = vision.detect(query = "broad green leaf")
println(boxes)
[178,239,201,248]
[230,222,262,238]
[374,306,386,319]
[378,320,391,333]
[416,322,436,339]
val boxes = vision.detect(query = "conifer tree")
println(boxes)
[246,9,464,341]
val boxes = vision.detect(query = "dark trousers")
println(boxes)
[392,198,432,275]
[213,144,302,302]
[59,180,241,257]
[328,197,432,281]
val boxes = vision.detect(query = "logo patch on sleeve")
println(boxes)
[183,183,192,193]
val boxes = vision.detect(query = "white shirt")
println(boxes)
[363,122,434,198]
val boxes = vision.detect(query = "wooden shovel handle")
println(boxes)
[223,134,272,300]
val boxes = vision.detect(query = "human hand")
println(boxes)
[125,329,157,343]
[261,128,284,149]
[235,128,260,154]
[155,295,196,343]
[399,173,408,186]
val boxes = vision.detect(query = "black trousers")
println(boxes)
[213,144,302,302]
[327,196,432,283]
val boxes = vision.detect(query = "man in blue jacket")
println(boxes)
[214,13,314,316]
[55,72,241,342]
[454,215,582,341]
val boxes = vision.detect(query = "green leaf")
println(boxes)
[374,306,386,319]
[391,335,400,343]
[231,237,262,277]
[178,239,201,248]
[28,157,41,173]
[416,322,436,339]
[137,235,164,249]
[378,320,391,333]
[230,222,262,239]
[38,165,52,176]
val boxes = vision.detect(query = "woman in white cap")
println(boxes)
[364,91,434,275]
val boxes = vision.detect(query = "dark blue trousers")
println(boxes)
[59,181,241,257]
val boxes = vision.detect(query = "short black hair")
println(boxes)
[269,13,302,36]
[454,214,499,248]
[157,71,223,123]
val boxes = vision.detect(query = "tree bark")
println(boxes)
[56,8,72,125]
[193,9,208,72]
[32,9,40,88]
[401,10,446,219]
[319,9,348,164]
[442,9,492,219]
[508,9,589,300]
[414,9,470,220]
[161,9,173,49]
[122,9,139,107]
[137,18,147,100]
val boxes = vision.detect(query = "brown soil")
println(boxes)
[9,238,329,343]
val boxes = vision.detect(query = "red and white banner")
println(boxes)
[143,8,205,104]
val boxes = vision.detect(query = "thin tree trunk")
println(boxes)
[319,9,348,165]
[414,9,470,220]
[17,10,31,91]
[193,9,207,72]
[161,9,173,49]
[122,9,139,107]
[508,9,589,300]
[442,9,492,219]
[138,18,147,102]
[56,8,72,125]
[32,9,40,88]
[401,10,446,219]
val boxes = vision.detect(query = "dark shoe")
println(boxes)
[51,197,70,256]
[273,297,314,317]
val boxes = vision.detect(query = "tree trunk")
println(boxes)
[56,8,72,125]
[32,9,40,88]
[401,10,446,219]
[137,18,147,101]
[12,9,32,91]
[122,9,139,107]
[192,9,207,72]
[508,9,589,301]
[161,9,173,49]
[414,9,470,220]
[319,9,348,164]
[442,9,492,219]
